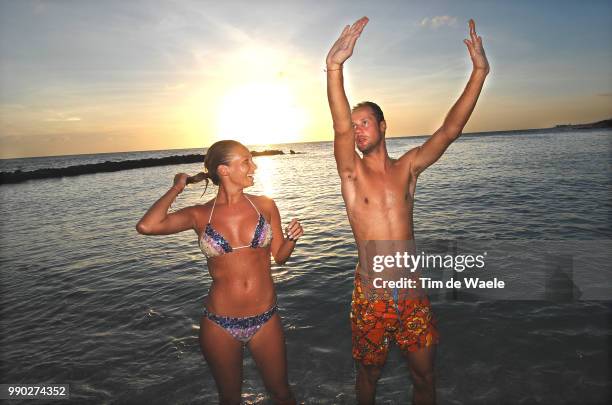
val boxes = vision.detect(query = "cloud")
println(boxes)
[596,93,612,97]
[420,15,457,29]
[164,83,186,91]
[44,116,82,122]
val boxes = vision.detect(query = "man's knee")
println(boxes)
[218,392,241,405]
[357,362,384,385]
[269,387,294,405]
[410,366,435,388]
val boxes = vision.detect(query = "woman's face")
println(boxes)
[222,145,257,188]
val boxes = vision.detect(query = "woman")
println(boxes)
[136,140,303,404]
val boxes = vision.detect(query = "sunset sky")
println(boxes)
[1,0,610,158]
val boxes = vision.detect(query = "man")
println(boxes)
[325,16,490,405]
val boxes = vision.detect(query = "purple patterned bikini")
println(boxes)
[199,194,272,258]
[202,304,278,343]
[199,194,276,343]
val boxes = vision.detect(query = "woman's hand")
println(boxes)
[285,219,304,242]
[172,173,189,193]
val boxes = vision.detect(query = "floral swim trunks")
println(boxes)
[350,274,439,366]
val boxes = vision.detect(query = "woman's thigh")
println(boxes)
[247,314,292,397]
[200,316,244,401]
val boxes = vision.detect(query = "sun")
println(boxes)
[215,82,306,146]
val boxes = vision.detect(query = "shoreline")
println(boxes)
[2,121,610,184]
[2,119,610,162]
[0,149,293,185]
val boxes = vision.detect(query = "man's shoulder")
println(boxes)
[392,146,420,174]
[397,146,420,163]
[338,154,363,183]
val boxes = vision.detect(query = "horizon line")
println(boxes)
[2,118,610,161]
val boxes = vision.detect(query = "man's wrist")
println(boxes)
[472,66,490,75]
[325,63,343,72]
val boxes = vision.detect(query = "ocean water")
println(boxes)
[0,129,610,404]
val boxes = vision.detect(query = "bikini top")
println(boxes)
[199,195,273,259]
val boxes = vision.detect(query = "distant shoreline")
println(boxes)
[0,149,295,185]
[2,118,611,162]
[1,119,610,185]
[393,118,612,141]
[552,118,612,130]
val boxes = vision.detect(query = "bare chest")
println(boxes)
[344,169,416,210]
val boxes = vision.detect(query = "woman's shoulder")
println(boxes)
[190,198,216,221]
[192,198,216,209]
[194,196,217,206]
[246,194,276,211]
[246,193,274,203]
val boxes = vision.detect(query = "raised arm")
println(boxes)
[410,19,490,175]
[135,173,197,235]
[326,16,368,178]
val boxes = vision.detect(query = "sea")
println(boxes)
[1,129,610,404]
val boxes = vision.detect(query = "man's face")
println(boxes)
[351,107,385,154]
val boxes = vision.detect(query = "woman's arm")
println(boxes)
[136,173,197,235]
[267,198,303,265]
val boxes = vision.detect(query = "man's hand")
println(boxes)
[463,19,490,73]
[326,16,369,69]
[409,19,490,175]
[327,17,368,178]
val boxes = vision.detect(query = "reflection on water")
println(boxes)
[253,155,277,198]
[0,130,610,403]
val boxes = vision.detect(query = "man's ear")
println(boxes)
[380,120,387,135]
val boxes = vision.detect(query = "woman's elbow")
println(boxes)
[135,221,151,235]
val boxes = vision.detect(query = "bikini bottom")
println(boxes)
[203,304,278,343]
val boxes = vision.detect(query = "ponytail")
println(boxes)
[186,171,211,194]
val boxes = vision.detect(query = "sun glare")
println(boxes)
[253,156,277,197]
[216,82,306,146]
